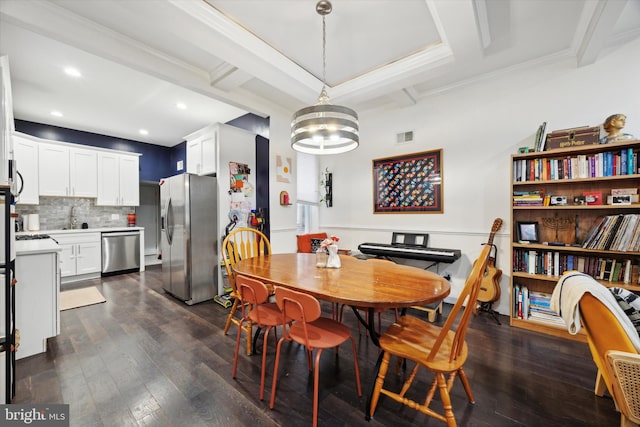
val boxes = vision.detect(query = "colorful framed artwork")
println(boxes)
[372,149,443,214]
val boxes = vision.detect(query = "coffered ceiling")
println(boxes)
[1,0,639,147]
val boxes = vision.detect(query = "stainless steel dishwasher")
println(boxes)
[101,231,140,275]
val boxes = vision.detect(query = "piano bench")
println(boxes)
[410,301,443,322]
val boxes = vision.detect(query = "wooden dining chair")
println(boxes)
[270,286,362,427]
[369,243,491,427]
[232,275,290,400]
[222,227,272,355]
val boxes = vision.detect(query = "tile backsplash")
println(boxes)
[16,197,134,230]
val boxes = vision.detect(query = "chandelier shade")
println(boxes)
[291,104,359,155]
[291,0,359,155]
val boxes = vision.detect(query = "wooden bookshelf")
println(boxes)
[510,139,640,341]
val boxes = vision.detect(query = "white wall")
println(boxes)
[264,108,300,254]
[313,38,640,314]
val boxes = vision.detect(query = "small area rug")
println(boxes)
[60,287,106,311]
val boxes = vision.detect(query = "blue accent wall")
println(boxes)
[15,119,173,182]
[15,113,270,184]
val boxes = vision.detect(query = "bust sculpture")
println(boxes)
[602,113,634,143]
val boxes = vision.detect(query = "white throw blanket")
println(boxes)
[550,271,640,351]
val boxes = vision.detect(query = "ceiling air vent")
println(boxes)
[396,131,414,144]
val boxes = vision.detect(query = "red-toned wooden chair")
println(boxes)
[270,286,362,427]
[232,275,290,400]
[369,243,491,426]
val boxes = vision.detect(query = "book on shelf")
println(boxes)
[513,247,640,284]
[513,285,564,325]
[534,122,547,152]
[513,190,545,206]
[512,147,638,182]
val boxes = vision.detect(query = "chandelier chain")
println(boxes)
[322,14,327,90]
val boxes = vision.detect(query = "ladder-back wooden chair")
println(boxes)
[369,243,491,426]
[222,227,271,355]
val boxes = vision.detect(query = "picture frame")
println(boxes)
[372,149,443,214]
[517,221,540,243]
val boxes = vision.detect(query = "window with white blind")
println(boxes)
[296,152,319,233]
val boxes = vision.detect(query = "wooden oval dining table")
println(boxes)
[234,252,452,420]
[233,252,451,342]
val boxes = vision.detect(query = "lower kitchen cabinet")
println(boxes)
[15,250,60,360]
[49,232,101,283]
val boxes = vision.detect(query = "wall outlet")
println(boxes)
[111,214,119,220]
[177,160,184,171]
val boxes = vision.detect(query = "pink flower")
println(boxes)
[320,235,340,248]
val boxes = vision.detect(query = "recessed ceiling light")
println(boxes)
[50,110,63,117]
[176,102,187,110]
[64,67,82,78]
[139,129,149,136]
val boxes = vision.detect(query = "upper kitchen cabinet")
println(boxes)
[185,124,216,176]
[39,142,97,198]
[97,152,140,206]
[12,133,39,205]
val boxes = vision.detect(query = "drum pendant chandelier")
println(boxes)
[291,0,359,155]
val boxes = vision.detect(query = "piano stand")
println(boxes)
[476,301,501,325]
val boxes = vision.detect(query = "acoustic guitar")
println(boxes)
[477,218,503,304]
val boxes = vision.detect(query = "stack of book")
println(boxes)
[513,284,564,326]
[513,190,545,206]
[528,290,565,326]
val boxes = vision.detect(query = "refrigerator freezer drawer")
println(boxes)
[101,231,140,274]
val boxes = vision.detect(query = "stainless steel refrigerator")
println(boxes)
[160,173,218,305]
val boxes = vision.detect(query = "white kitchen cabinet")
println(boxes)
[15,250,60,360]
[12,133,39,205]
[38,142,97,197]
[185,124,216,176]
[49,232,101,282]
[97,152,139,206]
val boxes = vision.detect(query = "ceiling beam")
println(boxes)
[573,0,627,67]
[388,88,419,108]
[0,0,285,117]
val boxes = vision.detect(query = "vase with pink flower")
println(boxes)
[316,235,341,268]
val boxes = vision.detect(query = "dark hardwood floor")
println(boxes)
[13,266,620,426]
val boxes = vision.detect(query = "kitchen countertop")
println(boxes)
[17,226,144,236]
[16,227,143,255]
[15,239,62,255]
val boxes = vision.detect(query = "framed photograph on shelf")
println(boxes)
[517,221,540,243]
[372,149,443,214]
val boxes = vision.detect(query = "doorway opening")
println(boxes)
[138,181,161,266]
